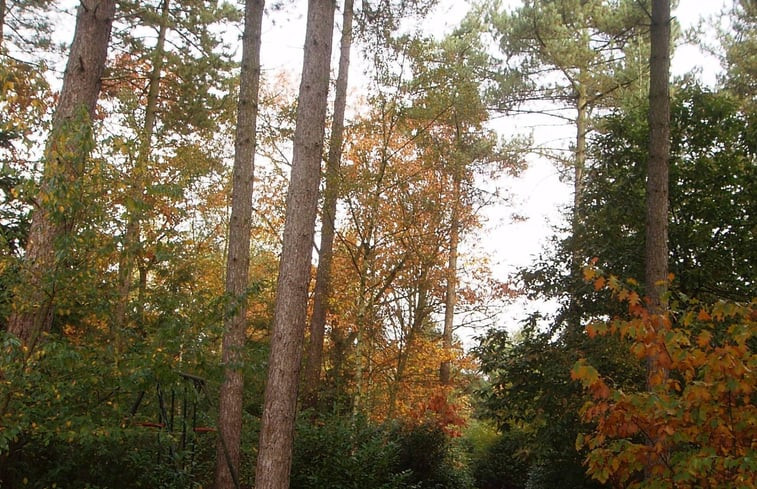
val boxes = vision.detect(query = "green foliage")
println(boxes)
[464,421,529,489]
[521,83,756,326]
[487,0,650,114]
[394,421,475,489]
[290,414,412,489]
[0,323,249,488]
[290,415,477,489]
[474,326,637,489]
[584,84,756,302]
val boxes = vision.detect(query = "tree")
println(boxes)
[719,0,756,111]
[214,1,264,488]
[488,0,650,335]
[7,0,116,351]
[303,0,354,410]
[477,82,756,488]
[644,0,671,318]
[488,0,649,218]
[253,1,335,487]
[104,0,239,338]
[574,270,756,488]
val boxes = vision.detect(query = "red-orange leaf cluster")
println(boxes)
[573,268,756,488]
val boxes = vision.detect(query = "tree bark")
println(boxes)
[213,1,264,488]
[302,0,354,411]
[253,1,335,488]
[644,0,670,475]
[7,0,116,351]
[645,0,670,349]
[439,173,460,385]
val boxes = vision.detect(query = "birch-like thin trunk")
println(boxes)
[254,1,335,488]
[114,0,170,336]
[439,174,460,385]
[213,1,264,488]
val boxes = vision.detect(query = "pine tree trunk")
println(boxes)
[214,1,264,488]
[7,0,116,351]
[567,87,588,331]
[254,1,335,488]
[303,0,354,411]
[644,0,671,476]
[645,0,670,363]
[439,174,460,385]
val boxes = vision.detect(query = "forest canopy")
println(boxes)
[0,1,754,488]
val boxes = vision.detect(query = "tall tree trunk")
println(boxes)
[574,88,587,217]
[213,1,264,488]
[645,0,670,476]
[567,87,588,330]
[7,0,116,351]
[114,0,170,335]
[0,0,6,50]
[253,1,335,488]
[302,0,354,411]
[645,0,670,365]
[439,173,460,385]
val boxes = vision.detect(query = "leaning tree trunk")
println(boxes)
[644,0,671,478]
[114,0,170,336]
[7,0,116,353]
[253,1,335,488]
[213,1,264,488]
[302,0,354,411]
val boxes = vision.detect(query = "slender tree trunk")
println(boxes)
[574,89,587,216]
[439,173,460,385]
[7,0,116,351]
[213,2,264,488]
[302,0,354,411]
[114,0,170,335]
[254,1,335,488]
[0,0,6,50]
[565,86,589,332]
[645,0,670,476]
[645,0,671,364]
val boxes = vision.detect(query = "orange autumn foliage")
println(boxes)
[573,267,756,488]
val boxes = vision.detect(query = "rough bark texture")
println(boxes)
[645,0,670,334]
[214,1,264,488]
[644,0,670,476]
[253,1,335,488]
[302,0,354,411]
[7,0,116,351]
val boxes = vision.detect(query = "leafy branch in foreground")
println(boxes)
[573,266,756,488]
